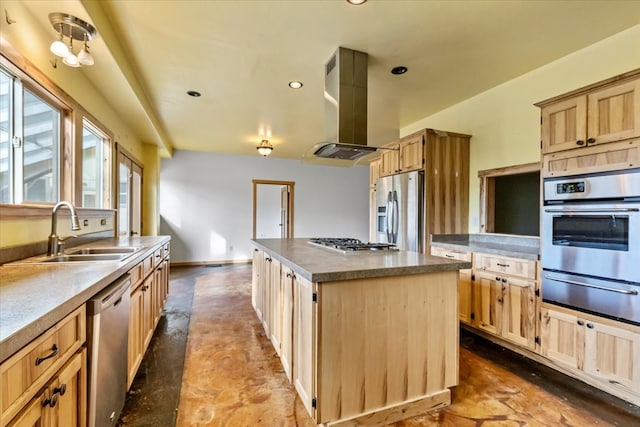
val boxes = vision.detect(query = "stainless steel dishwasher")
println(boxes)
[87,273,131,427]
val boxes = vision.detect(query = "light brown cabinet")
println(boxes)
[379,130,425,177]
[473,253,537,350]
[280,266,295,381]
[380,142,400,176]
[430,247,473,324]
[292,274,316,419]
[1,307,86,427]
[540,304,640,401]
[369,158,381,188]
[127,243,171,389]
[538,69,640,177]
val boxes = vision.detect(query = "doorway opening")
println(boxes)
[116,144,143,237]
[252,180,295,239]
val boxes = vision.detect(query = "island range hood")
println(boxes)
[313,47,377,160]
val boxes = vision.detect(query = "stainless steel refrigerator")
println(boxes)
[375,170,425,252]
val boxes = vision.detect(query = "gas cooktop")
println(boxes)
[308,238,398,252]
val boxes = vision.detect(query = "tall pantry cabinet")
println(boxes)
[370,128,471,252]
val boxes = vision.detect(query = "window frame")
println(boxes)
[1,45,114,210]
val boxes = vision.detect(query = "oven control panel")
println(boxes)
[556,181,585,194]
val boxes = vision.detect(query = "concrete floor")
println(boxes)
[117,265,640,426]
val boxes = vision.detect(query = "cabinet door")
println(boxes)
[473,271,502,335]
[261,254,273,336]
[280,267,294,381]
[51,350,86,427]
[541,96,587,154]
[293,275,316,419]
[369,158,381,188]
[128,285,144,389]
[458,270,473,324]
[269,259,283,355]
[380,142,399,176]
[587,78,640,145]
[502,277,536,349]
[251,249,263,318]
[540,307,583,370]
[583,320,640,393]
[7,393,46,427]
[142,275,154,350]
[399,132,424,172]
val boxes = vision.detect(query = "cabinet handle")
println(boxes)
[576,140,585,146]
[577,320,584,326]
[586,323,594,329]
[286,273,292,278]
[496,276,501,281]
[501,278,507,283]
[35,344,58,366]
[43,393,58,408]
[54,384,67,396]
[497,263,509,267]
[587,138,596,145]
[445,254,454,258]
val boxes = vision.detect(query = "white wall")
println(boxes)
[159,150,369,263]
[402,25,640,232]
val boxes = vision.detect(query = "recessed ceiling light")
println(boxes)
[391,66,408,75]
[288,81,303,89]
[347,0,368,5]
[187,90,201,97]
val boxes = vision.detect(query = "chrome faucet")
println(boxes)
[48,201,81,256]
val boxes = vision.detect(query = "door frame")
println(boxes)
[115,143,144,237]
[252,179,295,239]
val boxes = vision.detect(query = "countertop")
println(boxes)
[0,236,170,363]
[252,238,471,282]
[430,234,540,260]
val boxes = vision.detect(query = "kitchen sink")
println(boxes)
[39,253,133,262]
[66,247,142,255]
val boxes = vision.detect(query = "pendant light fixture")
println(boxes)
[49,12,97,68]
[257,139,274,156]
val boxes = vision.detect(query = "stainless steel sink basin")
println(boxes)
[39,253,132,262]
[67,247,142,255]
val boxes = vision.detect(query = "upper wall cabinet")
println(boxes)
[537,69,640,177]
[379,130,426,177]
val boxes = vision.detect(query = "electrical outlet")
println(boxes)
[100,218,106,226]
[83,219,89,226]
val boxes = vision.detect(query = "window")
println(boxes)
[0,66,63,204]
[82,119,109,208]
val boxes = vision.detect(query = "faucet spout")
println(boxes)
[48,201,81,256]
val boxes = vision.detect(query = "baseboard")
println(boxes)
[170,258,251,267]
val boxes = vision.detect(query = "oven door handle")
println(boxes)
[544,274,639,295]
[543,208,639,213]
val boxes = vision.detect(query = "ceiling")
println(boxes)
[16,0,640,165]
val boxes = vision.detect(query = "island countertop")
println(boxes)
[252,238,471,282]
[0,236,170,363]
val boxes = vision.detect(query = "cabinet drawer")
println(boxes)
[431,246,472,263]
[163,242,170,258]
[142,255,154,279]
[473,252,536,280]
[0,306,86,425]
[129,262,143,288]
[153,248,163,266]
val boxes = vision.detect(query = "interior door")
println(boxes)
[117,148,143,237]
[280,186,289,238]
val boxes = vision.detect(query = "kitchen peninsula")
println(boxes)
[251,238,470,426]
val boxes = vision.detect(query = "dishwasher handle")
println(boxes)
[88,274,131,315]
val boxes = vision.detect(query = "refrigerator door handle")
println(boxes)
[386,191,393,243]
[393,190,399,243]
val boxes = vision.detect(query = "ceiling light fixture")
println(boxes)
[49,12,97,68]
[347,0,368,5]
[288,81,303,89]
[187,90,202,97]
[257,139,274,156]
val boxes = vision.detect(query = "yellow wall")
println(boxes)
[0,1,157,247]
[402,25,640,232]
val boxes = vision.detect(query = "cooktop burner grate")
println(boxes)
[308,238,397,252]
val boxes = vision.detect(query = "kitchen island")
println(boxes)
[252,238,471,426]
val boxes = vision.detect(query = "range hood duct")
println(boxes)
[314,47,376,160]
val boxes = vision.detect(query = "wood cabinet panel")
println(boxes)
[280,267,294,381]
[399,131,424,172]
[380,142,399,176]
[293,275,316,420]
[127,284,144,389]
[369,158,381,188]
[430,247,473,324]
[474,270,502,336]
[502,276,536,349]
[269,259,283,355]
[541,96,587,153]
[473,253,536,280]
[0,306,85,426]
[587,78,640,145]
[540,307,582,369]
[251,249,263,318]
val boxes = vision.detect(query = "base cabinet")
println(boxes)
[540,304,640,400]
[127,243,171,389]
[292,274,316,419]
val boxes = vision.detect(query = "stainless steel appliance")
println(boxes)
[375,170,424,252]
[308,237,397,253]
[541,169,640,325]
[87,274,131,427]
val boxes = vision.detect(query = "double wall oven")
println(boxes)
[541,168,640,326]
